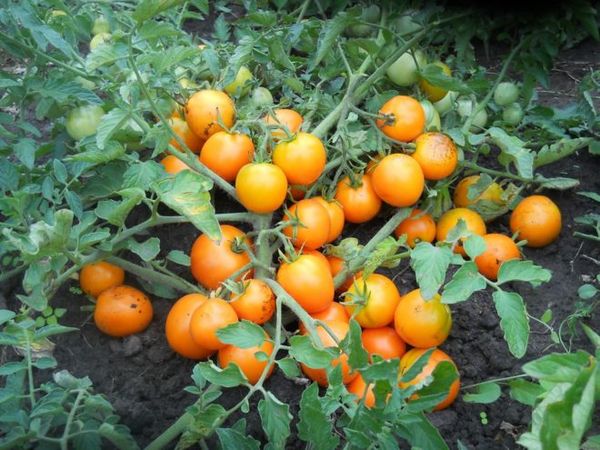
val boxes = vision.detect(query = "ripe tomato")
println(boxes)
[436,207,487,254]
[300,320,357,386]
[399,348,460,411]
[347,374,376,408]
[412,132,458,180]
[494,81,520,106]
[326,255,362,292]
[190,225,251,290]
[230,279,275,325]
[189,297,239,350]
[165,293,214,359]
[200,131,254,182]
[371,154,424,207]
[185,89,235,140]
[80,261,124,298]
[272,132,326,185]
[394,209,436,248]
[314,197,345,243]
[94,285,153,337]
[65,105,105,140]
[377,95,425,142]
[343,273,401,329]
[235,163,288,213]
[224,66,253,96]
[302,249,330,271]
[283,198,330,250]
[386,49,427,87]
[453,175,504,208]
[475,233,521,280]
[510,195,561,247]
[419,62,451,102]
[299,301,349,334]
[394,289,452,348]
[334,174,381,223]
[276,254,334,314]
[168,117,204,153]
[218,337,275,384]
[361,327,406,360]
[161,155,191,175]
[263,108,303,139]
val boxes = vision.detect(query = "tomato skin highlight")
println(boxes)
[80,261,125,298]
[200,131,254,182]
[343,273,402,329]
[272,132,326,185]
[361,327,406,360]
[377,95,425,142]
[334,174,381,224]
[94,286,153,337]
[509,195,562,248]
[236,163,288,213]
[371,154,424,207]
[185,89,235,140]
[165,293,214,359]
[283,198,330,250]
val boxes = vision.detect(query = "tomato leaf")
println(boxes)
[126,237,160,262]
[521,351,590,382]
[297,383,339,450]
[492,290,530,358]
[396,413,449,450]
[98,423,140,450]
[419,64,470,93]
[216,321,266,349]
[441,262,486,304]
[276,358,301,378]
[488,127,534,179]
[509,379,545,406]
[289,335,335,369]
[340,319,369,371]
[96,108,129,150]
[132,0,185,24]
[535,137,592,167]
[194,361,247,387]
[407,361,458,413]
[463,382,502,404]
[410,242,453,300]
[216,427,260,450]
[258,392,292,450]
[309,12,353,71]
[14,138,37,169]
[497,260,552,287]
[464,234,486,259]
[95,188,145,227]
[360,358,399,385]
[166,250,190,266]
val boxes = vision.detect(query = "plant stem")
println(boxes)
[253,214,275,279]
[24,331,36,408]
[462,373,529,390]
[461,160,532,183]
[60,389,85,450]
[145,412,193,450]
[216,212,255,223]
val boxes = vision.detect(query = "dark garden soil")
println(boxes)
[4,31,600,450]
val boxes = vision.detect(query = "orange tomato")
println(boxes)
[230,279,275,325]
[165,293,214,359]
[263,108,303,139]
[394,289,452,348]
[399,348,460,411]
[436,207,487,254]
[168,117,204,153]
[474,233,521,280]
[326,255,362,292]
[299,302,349,334]
[218,337,275,384]
[79,261,125,298]
[361,327,406,360]
[200,131,254,182]
[303,249,330,271]
[276,254,334,314]
[283,198,330,250]
[190,225,251,290]
[189,297,239,350]
[185,89,235,140]
[377,95,425,142]
[94,285,153,337]
[509,195,562,248]
[394,209,436,248]
[334,174,382,223]
[412,132,458,180]
[161,155,191,174]
[314,197,345,243]
[347,374,376,408]
[300,320,357,386]
[272,132,326,185]
[371,154,424,207]
[343,273,401,329]
[453,175,504,208]
[236,163,288,213]
[419,62,452,102]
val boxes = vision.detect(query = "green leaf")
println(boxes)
[268,39,295,71]
[488,127,534,179]
[216,321,266,349]
[463,382,501,404]
[406,361,459,412]
[410,242,453,300]
[583,436,600,450]
[464,234,486,259]
[509,379,544,406]
[194,361,246,387]
[126,237,161,262]
[98,423,140,450]
[167,250,190,266]
[578,191,600,203]
[216,427,260,450]
[578,284,598,300]
[258,392,292,450]
[522,351,591,383]
[397,413,449,450]
[32,357,57,369]
[0,160,19,191]
[14,138,36,169]
[95,188,145,227]
[497,260,552,287]
[400,348,435,383]
[297,383,339,450]
[0,361,27,376]
[276,358,301,378]
[153,170,220,240]
[535,176,580,190]
[34,324,77,340]
[123,161,164,189]
[96,108,130,150]
[69,141,126,164]
[340,320,369,371]
[180,403,226,447]
[289,335,334,369]
[310,12,353,71]
[441,262,486,304]
[535,137,592,167]
[361,358,399,385]
[419,64,470,93]
[581,323,600,348]
[133,0,186,24]
[0,310,16,326]
[492,291,529,358]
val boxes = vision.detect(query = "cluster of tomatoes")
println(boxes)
[80,80,563,411]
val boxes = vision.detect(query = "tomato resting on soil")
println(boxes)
[94,285,153,337]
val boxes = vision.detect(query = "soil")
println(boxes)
[4,21,600,450]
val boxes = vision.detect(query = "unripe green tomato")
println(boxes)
[420,100,441,132]
[89,32,111,51]
[92,16,110,35]
[494,81,520,106]
[386,49,427,87]
[224,66,253,96]
[251,87,273,106]
[502,103,524,126]
[456,98,474,118]
[433,91,457,115]
[471,108,488,130]
[74,76,96,90]
[65,105,105,140]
